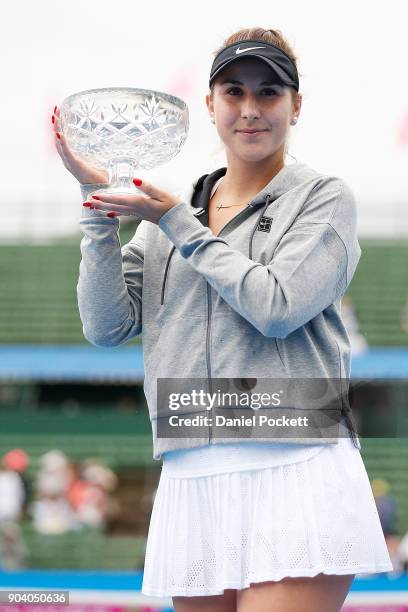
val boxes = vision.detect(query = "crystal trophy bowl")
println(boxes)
[60,87,189,196]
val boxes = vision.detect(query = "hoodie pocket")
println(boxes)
[143,315,209,421]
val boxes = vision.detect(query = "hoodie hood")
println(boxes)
[187,161,320,213]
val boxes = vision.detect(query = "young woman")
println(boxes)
[53,27,393,612]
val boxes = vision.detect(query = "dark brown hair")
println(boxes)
[209,27,302,104]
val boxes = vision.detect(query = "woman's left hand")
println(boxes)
[83,177,182,224]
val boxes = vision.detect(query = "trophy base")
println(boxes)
[87,156,141,198]
[88,185,141,198]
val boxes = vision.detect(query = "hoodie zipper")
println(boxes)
[205,196,272,444]
[206,206,248,444]
[205,201,268,444]
[206,283,213,442]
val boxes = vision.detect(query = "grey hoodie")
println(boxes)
[77,161,361,460]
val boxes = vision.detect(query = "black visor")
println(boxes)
[209,39,299,91]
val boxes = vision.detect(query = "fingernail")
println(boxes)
[56,133,61,140]
[91,195,101,200]
[54,105,57,114]
[52,115,55,124]
[107,212,118,218]
[133,178,142,186]
[82,202,91,207]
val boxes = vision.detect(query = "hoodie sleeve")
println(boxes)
[77,183,147,347]
[158,178,361,339]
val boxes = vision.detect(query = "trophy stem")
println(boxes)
[108,156,139,194]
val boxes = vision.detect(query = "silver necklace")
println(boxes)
[212,177,246,212]
[216,202,245,211]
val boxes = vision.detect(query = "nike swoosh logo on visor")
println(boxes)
[235,46,266,54]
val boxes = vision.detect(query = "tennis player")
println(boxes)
[53,26,393,612]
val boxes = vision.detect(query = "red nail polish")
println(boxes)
[92,195,101,200]
[83,202,91,207]
[52,115,55,124]
[56,133,61,140]
[107,212,117,218]
[54,105,57,114]
[133,178,142,186]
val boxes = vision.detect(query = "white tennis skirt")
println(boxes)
[142,437,393,598]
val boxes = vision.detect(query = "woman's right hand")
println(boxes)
[52,105,109,186]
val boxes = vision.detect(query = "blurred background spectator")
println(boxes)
[28,451,120,534]
[0,450,27,523]
[372,478,398,538]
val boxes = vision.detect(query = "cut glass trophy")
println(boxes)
[60,87,189,199]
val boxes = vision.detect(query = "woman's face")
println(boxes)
[206,57,301,165]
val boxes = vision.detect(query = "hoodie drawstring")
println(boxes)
[160,245,176,305]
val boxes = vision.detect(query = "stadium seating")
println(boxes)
[0,408,153,470]
[0,223,141,345]
[20,522,147,569]
[0,235,407,345]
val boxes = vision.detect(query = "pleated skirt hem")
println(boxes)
[141,438,393,598]
[142,562,393,598]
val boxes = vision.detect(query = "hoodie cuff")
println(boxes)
[80,182,111,219]
[159,201,210,252]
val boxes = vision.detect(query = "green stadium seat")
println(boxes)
[0,238,407,345]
